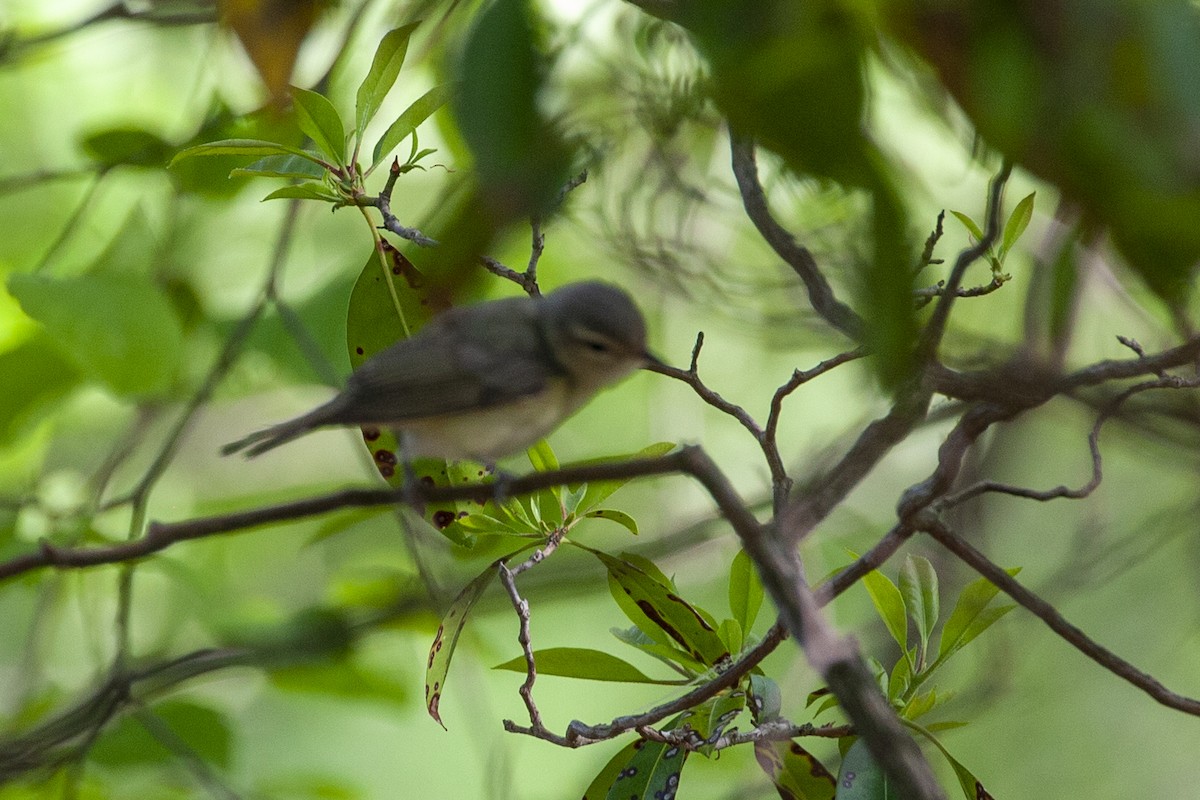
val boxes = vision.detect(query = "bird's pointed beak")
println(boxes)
[641,350,671,373]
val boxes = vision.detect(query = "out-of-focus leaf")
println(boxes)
[861,565,907,653]
[898,555,938,656]
[90,701,231,769]
[584,508,638,535]
[291,86,346,163]
[749,674,782,723]
[527,438,563,510]
[171,138,329,168]
[270,661,407,706]
[834,738,899,799]
[0,333,80,445]
[594,549,729,666]
[492,647,685,684]
[452,0,572,222]
[171,104,305,197]
[372,83,455,167]
[80,127,173,168]
[222,0,322,102]
[754,739,837,800]
[935,568,1020,666]
[8,273,182,397]
[949,210,986,243]
[729,548,764,634]
[355,22,421,138]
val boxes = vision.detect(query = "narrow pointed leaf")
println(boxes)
[610,626,707,674]
[729,548,764,633]
[355,22,421,137]
[576,442,676,513]
[861,566,907,651]
[231,153,326,179]
[170,138,329,168]
[754,739,837,800]
[425,552,531,727]
[1000,191,1036,260]
[585,508,639,535]
[949,210,985,243]
[261,182,340,202]
[492,647,685,684]
[291,86,346,162]
[903,720,996,800]
[898,555,938,655]
[593,550,729,666]
[372,83,455,167]
[936,568,1021,664]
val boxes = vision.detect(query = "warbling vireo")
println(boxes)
[222,281,662,461]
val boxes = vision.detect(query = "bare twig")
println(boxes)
[920,517,1200,716]
[497,562,546,733]
[729,133,862,339]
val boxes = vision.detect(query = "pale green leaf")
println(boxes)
[584,508,638,535]
[729,548,764,633]
[355,23,421,137]
[899,555,938,656]
[371,83,455,167]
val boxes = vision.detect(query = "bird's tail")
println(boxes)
[220,400,343,458]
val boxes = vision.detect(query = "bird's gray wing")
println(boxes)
[332,300,562,424]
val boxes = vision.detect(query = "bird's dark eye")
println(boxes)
[587,340,609,353]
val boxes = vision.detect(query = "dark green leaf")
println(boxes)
[898,555,938,657]
[169,138,329,168]
[355,23,421,138]
[493,647,684,684]
[0,333,80,445]
[372,83,455,167]
[291,86,346,163]
[593,549,729,666]
[729,548,764,633]
[231,153,327,179]
[602,715,690,800]
[754,739,837,800]
[835,738,899,799]
[749,674,782,723]
[90,701,231,769]
[575,441,676,513]
[81,127,173,168]
[8,273,183,397]
[262,182,340,202]
[582,739,642,800]
[717,618,742,654]
[903,720,995,800]
[610,625,707,674]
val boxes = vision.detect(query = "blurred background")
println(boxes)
[1,0,1199,798]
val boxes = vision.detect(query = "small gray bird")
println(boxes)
[222,281,662,461]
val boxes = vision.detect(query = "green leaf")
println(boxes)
[898,555,938,658]
[999,191,1036,260]
[90,701,231,769]
[81,127,173,168]
[8,273,182,397]
[526,438,560,472]
[690,689,747,752]
[729,548,764,633]
[270,661,407,706]
[231,153,327,179]
[749,674,782,723]
[261,182,341,202]
[861,565,907,652]
[291,86,346,163]
[949,210,985,243]
[835,738,899,799]
[887,651,912,703]
[576,441,676,513]
[717,618,742,655]
[583,739,642,800]
[754,739,837,800]
[493,647,685,684]
[602,715,690,800]
[593,549,729,666]
[169,138,330,168]
[610,625,707,674]
[584,508,638,535]
[425,553,529,727]
[355,22,421,138]
[0,332,80,445]
[935,568,1020,666]
[903,720,996,800]
[372,83,455,167]
[527,438,563,511]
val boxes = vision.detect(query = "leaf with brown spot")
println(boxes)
[754,739,836,800]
